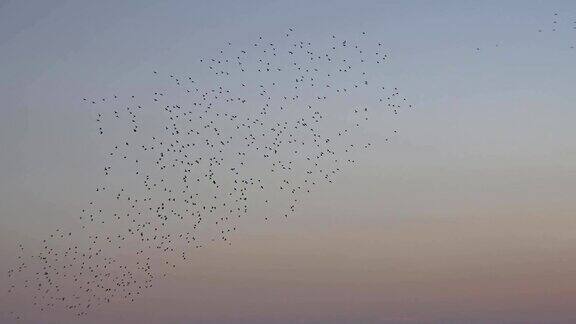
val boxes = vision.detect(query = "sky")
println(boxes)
[1,0,576,323]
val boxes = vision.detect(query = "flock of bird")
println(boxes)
[8,8,576,319]
[6,28,413,321]
[5,8,576,322]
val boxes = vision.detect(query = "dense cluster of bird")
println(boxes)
[5,28,413,322]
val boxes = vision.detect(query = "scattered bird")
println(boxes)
[477,11,576,52]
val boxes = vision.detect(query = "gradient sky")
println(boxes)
[1,1,576,323]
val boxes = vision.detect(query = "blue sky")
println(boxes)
[1,1,576,323]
